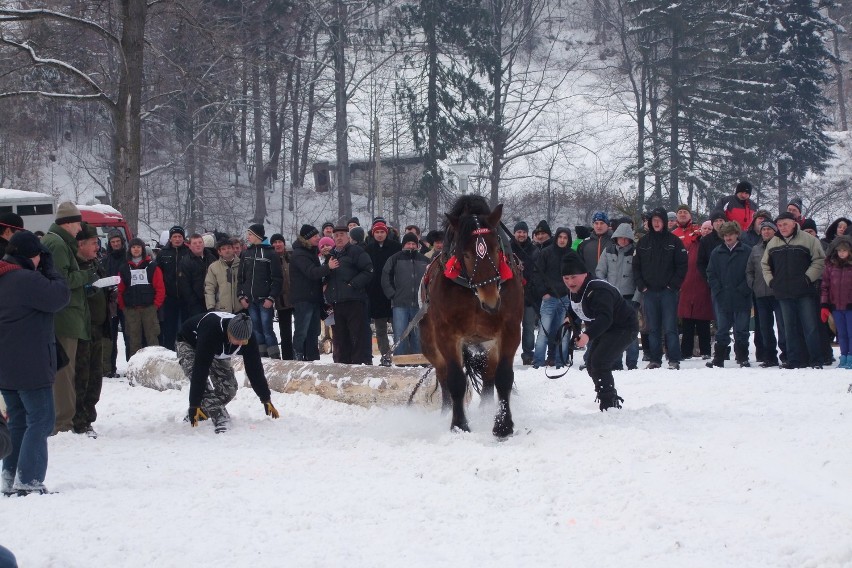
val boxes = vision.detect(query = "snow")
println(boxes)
[3,344,852,567]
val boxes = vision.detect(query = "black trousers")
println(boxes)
[332,300,372,365]
[680,318,711,357]
[587,326,639,395]
[276,308,294,360]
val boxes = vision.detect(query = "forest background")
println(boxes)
[1,0,851,241]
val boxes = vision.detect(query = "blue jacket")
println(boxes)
[707,240,753,311]
[0,256,71,391]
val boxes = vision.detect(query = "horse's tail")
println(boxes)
[462,345,486,395]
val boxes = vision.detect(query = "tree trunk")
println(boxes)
[333,0,352,223]
[777,160,788,214]
[668,16,680,211]
[252,59,267,224]
[489,0,505,208]
[425,10,440,233]
[833,29,847,131]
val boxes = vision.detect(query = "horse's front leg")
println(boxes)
[492,357,515,438]
[445,360,470,432]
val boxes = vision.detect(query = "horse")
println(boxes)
[419,195,524,438]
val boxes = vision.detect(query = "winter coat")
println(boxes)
[595,241,637,300]
[820,236,852,310]
[177,312,271,408]
[0,256,71,391]
[382,249,429,308]
[178,249,218,316]
[117,256,166,310]
[565,277,638,341]
[671,221,701,250]
[696,230,723,282]
[155,242,190,299]
[79,256,109,328]
[204,257,242,313]
[677,238,714,320]
[577,231,612,275]
[102,240,127,278]
[746,240,775,298]
[324,243,373,304]
[289,238,330,305]
[706,240,753,312]
[536,243,570,298]
[41,223,96,340]
[511,237,542,308]
[716,194,756,232]
[274,252,293,310]
[365,239,402,318]
[761,225,826,300]
[633,220,688,292]
[821,217,852,249]
[238,243,283,302]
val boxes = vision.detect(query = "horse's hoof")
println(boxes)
[493,421,514,439]
[451,423,471,433]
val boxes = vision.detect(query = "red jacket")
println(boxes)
[716,195,755,232]
[118,257,166,310]
[672,222,700,249]
[677,238,715,320]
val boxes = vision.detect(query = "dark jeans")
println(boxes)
[292,301,321,360]
[247,300,277,351]
[159,295,185,351]
[643,288,682,364]
[333,300,371,364]
[834,310,852,356]
[1,387,55,491]
[754,295,786,362]
[779,295,822,366]
[714,308,750,355]
[680,318,711,357]
[277,308,294,360]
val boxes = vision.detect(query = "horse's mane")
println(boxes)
[444,195,493,257]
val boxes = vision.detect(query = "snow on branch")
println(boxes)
[0,8,122,48]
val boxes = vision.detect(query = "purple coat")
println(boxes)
[820,261,852,311]
[678,238,714,320]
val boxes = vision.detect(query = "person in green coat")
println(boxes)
[40,202,98,434]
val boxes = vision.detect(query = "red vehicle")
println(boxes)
[78,204,134,244]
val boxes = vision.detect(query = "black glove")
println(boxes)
[187,406,209,427]
[38,248,54,275]
[262,400,280,419]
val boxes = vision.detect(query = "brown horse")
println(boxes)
[419,195,523,437]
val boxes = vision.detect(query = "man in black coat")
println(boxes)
[176,312,279,433]
[326,226,373,364]
[156,225,191,350]
[178,233,218,317]
[562,250,638,411]
[633,207,688,370]
[289,225,335,361]
[511,221,541,365]
[364,220,401,358]
[0,212,24,259]
[238,223,284,359]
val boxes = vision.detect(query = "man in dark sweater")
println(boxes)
[562,250,638,411]
[176,312,279,433]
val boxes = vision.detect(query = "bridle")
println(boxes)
[449,216,503,293]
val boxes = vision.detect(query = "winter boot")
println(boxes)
[258,344,269,358]
[1,470,13,497]
[840,354,851,369]
[706,345,728,368]
[210,407,232,434]
[597,388,624,411]
[267,345,281,360]
[293,351,305,361]
[734,342,750,367]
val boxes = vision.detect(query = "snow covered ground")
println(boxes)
[3,345,852,567]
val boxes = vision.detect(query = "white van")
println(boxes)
[0,188,55,234]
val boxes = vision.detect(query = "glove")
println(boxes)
[820,308,831,323]
[262,400,280,419]
[187,406,209,427]
[38,248,54,275]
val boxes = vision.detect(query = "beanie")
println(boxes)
[574,225,591,240]
[321,222,335,232]
[701,220,713,231]
[226,313,253,342]
[0,212,24,232]
[710,210,726,223]
[676,204,691,214]
[775,211,797,223]
[216,238,233,250]
[76,222,98,240]
[667,211,677,221]
[401,232,419,247]
[269,233,285,244]
[318,236,335,248]
[248,223,266,240]
[128,237,146,250]
[802,218,818,232]
[560,249,588,276]
[6,230,43,259]
[788,197,804,214]
[513,221,529,233]
[55,201,82,225]
[533,220,552,236]
[759,220,778,232]
[754,209,772,221]
[169,225,186,238]
[299,224,319,239]
[736,180,753,194]
[347,217,360,226]
[591,211,609,224]
[371,220,388,232]
[349,226,365,244]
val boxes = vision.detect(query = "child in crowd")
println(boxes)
[821,235,852,368]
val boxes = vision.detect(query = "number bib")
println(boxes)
[130,268,150,286]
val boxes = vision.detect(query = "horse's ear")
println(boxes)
[446,213,459,228]
[487,204,504,227]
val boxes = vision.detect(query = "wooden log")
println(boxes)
[125,347,439,408]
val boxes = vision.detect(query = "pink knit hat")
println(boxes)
[318,236,335,248]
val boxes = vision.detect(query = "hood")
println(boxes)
[826,234,852,261]
[611,223,634,241]
[648,207,669,234]
[825,217,852,242]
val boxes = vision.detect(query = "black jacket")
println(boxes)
[365,239,402,318]
[536,243,570,298]
[177,312,272,407]
[566,276,638,340]
[178,249,218,316]
[706,241,753,311]
[511,237,541,308]
[381,249,429,308]
[633,223,688,292]
[289,238,330,305]
[156,243,190,298]
[325,243,373,304]
[102,231,127,278]
[697,231,723,282]
[238,243,283,302]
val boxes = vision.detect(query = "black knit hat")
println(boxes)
[248,223,266,240]
[347,217,360,226]
[6,230,43,259]
[775,211,797,223]
[533,220,552,236]
[574,225,591,240]
[736,180,753,194]
[321,222,335,232]
[560,249,588,276]
[269,233,285,244]
[710,210,726,223]
[169,225,186,238]
[788,197,804,214]
[349,226,365,244]
[128,237,146,250]
[802,218,818,232]
[226,313,253,342]
[299,224,319,239]
[513,221,529,233]
[401,232,419,246]
[0,212,24,232]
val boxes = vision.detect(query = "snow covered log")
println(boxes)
[126,346,439,408]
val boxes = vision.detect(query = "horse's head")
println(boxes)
[447,203,505,314]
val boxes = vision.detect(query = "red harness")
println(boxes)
[443,250,514,282]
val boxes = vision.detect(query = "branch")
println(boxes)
[0,8,122,47]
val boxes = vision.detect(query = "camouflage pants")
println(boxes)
[175,341,237,427]
[73,325,104,432]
